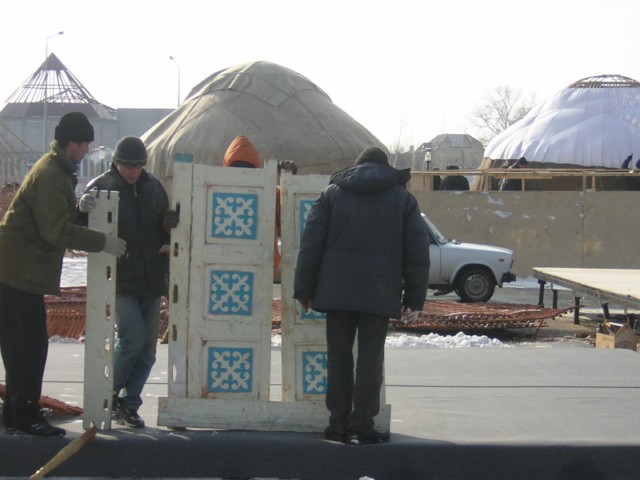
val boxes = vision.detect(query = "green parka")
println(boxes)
[0,141,105,295]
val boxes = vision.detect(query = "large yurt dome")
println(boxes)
[484,74,640,169]
[142,60,386,191]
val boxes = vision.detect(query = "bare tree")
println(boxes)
[472,86,536,145]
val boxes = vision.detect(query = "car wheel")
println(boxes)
[456,268,495,302]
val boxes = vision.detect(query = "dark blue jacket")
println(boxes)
[82,165,170,296]
[294,163,430,319]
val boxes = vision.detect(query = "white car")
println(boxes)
[423,214,516,302]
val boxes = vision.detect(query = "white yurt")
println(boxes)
[474,74,640,190]
[484,74,640,169]
[142,60,387,193]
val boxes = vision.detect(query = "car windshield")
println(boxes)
[422,213,449,244]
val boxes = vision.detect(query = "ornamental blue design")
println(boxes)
[301,307,325,321]
[209,270,254,316]
[302,351,327,395]
[212,192,258,240]
[207,347,253,393]
[299,199,314,238]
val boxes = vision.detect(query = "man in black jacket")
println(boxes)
[78,136,178,428]
[293,147,430,444]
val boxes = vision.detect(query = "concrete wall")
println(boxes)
[411,190,640,279]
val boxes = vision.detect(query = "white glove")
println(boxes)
[102,234,127,258]
[402,308,422,325]
[78,193,96,213]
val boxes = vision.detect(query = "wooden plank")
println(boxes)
[167,156,194,397]
[83,190,119,430]
[158,397,390,433]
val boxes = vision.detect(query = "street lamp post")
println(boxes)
[43,31,64,154]
[169,56,181,107]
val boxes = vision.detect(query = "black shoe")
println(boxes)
[324,425,347,443]
[348,429,390,445]
[116,408,145,428]
[3,418,14,435]
[15,419,65,438]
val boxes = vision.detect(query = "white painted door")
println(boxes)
[168,157,276,402]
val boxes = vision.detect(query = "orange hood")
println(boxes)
[223,135,261,168]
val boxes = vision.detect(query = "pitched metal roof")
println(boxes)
[1,53,115,119]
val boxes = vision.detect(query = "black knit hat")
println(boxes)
[112,136,147,166]
[354,147,389,166]
[54,112,95,144]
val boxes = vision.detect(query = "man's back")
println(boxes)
[294,161,429,319]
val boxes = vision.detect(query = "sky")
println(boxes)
[2,0,639,149]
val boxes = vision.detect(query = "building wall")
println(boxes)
[430,140,484,170]
[411,190,640,279]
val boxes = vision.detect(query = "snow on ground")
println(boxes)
[385,331,509,348]
[61,256,87,287]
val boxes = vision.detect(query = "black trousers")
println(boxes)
[0,282,48,426]
[325,310,389,434]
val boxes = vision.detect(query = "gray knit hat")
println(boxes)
[112,136,147,166]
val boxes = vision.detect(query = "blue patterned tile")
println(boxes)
[212,192,258,240]
[209,270,254,316]
[299,199,314,238]
[207,346,253,393]
[302,350,327,395]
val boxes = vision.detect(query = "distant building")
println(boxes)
[0,53,171,188]
[415,134,484,171]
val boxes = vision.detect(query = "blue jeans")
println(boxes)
[113,295,161,410]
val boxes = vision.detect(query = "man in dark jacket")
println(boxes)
[293,147,430,444]
[78,136,177,428]
[0,112,126,438]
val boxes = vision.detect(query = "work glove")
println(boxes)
[78,193,96,213]
[163,209,179,232]
[401,307,422,325]
[102,234,127,258]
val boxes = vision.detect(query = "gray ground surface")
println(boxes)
[2,285,639,480]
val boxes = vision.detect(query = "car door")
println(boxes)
[426,229,441,284]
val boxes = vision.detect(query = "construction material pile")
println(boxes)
[393,300,572,332]
[44,289,571,340]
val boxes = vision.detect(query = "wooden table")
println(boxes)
[532,267,640,324]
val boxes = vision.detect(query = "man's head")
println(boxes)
[354,147,389,166]
[112,136,147,184]
[54,112,95,163]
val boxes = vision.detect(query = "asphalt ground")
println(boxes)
[1,285,640,479]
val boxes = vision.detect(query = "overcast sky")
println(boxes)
[2,0,638,148]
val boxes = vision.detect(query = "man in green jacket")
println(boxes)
[0,112,127,438]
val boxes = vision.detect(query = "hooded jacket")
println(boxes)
[82,164,170,296]
[0,141,105,295]
[293,162,430,319]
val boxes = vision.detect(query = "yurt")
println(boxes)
[476,74,640,190]
[142,61,387,193]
